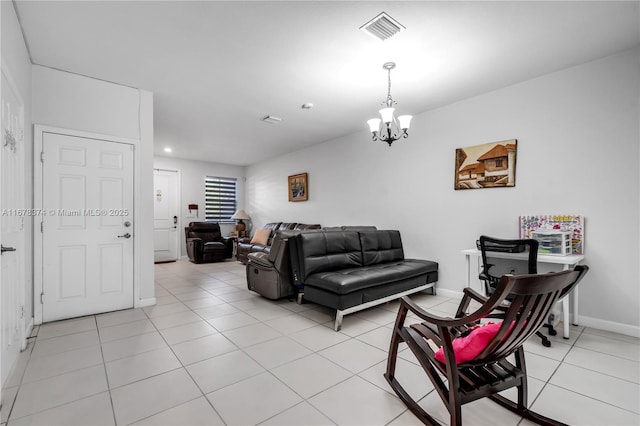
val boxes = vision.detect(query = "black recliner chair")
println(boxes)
[185,222,234,263]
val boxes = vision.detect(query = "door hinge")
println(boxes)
[40,151,45,162]
[40,221,43,233]
[19,306,24,319]
[40,292,44,304]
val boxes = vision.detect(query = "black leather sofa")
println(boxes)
[185,222,234,263]
[245,226,378,301]
[236,222,321,264]
[290,229,438,330]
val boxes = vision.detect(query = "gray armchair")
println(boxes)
[246,230,300,299]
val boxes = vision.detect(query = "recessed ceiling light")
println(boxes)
[164,147,172,153]
[260,115,283,124]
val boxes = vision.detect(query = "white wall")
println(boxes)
[153,156,246,257]
[247,47,640,335]
[1,0,34,333]
[32,66,156,303]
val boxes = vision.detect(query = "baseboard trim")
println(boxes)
[577,315,640,338]
[23,317,35,350]
[136,297,156,308]
[435,288,464,299]
[432,289,639,338]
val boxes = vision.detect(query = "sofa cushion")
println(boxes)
[252,245,270,254]
[251,228,271,245]
[278,223,298,231]
[305,259,437,295]
[294,223,321,231]
[203,241,225,251]
[296,231,363,280]
[190,231,221,241]
[360,230,404,265]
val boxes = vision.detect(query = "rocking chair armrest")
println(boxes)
[456,287,509,319]
[399,297,478,328]
[401,283,514,328]
[462,287,490,304]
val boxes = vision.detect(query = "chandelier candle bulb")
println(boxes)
[398,115,412,130]
[379,107,395,124]
[367,118,381,133]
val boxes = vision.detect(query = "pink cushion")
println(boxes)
[434,321,512,364]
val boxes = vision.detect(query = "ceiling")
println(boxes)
[14,1,640,166]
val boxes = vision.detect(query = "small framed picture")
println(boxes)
[288,173,308,202]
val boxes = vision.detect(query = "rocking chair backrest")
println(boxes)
[472,265,589,364]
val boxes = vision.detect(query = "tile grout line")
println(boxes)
[2,338,35,424]
[534,324,640,416]
[136,297,230,426]
[93,314,118,426]
[7,317,107,424]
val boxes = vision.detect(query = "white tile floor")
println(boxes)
[2,259,639,426]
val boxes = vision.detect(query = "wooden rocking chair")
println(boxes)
[385,265,589,426]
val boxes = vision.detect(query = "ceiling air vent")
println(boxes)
[360,12,405,41]
[260,115,282,124]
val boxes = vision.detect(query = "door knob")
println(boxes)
[1,245,16,254]
[117,233,131,239]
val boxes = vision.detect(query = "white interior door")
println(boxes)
[1,66,26,386]
[41,132,134,322]
[153,169,179,262]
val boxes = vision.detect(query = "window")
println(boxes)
[205,176,237,222]
[495,159,504,167]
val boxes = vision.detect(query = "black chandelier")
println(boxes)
[367,62,412,146]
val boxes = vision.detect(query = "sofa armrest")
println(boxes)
[247,252,272,268]
[222,236,234,257]
[186,237,204,251]
[186,237,203,262]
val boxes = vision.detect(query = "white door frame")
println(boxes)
[153,168,181,263]
[1,58,28,389]
[33,125,143,325]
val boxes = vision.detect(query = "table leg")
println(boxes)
[562,296,570,339]
[465,254,471,288]
[559,263,579,337]
[572,286,579,326]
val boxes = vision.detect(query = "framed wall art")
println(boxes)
[288,172,308,202]
[454,139,517,190]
